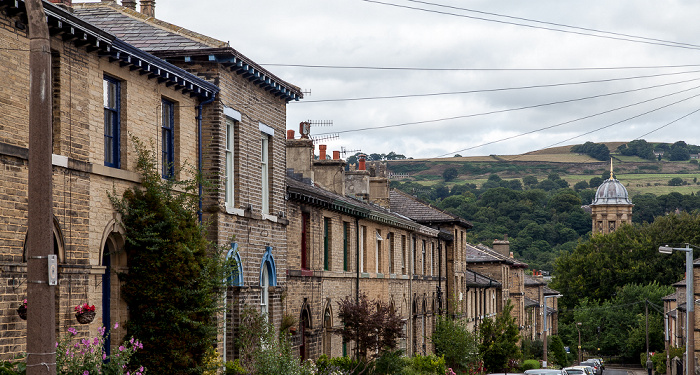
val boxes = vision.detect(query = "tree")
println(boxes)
[668,177,684,186]
[478,301,521,373]
[432,316,480,370]
[443,167,459,182]
[336,293,403,360]
[573,181,589,191]
[589,177,604,188]
[111,139,227,374]
[549,335,569,367]
[523,175,538,187]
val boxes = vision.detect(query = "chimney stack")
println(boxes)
[122,0,137,10]
[318,145,327,160]
[287,130,295,140]
[358,154,366,170]
[333,151,340,160]
[140,0,155,17]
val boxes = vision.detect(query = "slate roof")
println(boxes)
[465,243,528,269]
[524,274,546,287]
[389,189,472,229]
[286,176,438,236]
[74,4,218,52]
[73,2,302,101]
[543,286,560,296]
[465,269,501,288]
[662,292,677,301]
[524,297,538,308]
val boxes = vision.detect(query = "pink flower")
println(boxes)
[119,345,125,352]
[114,322,119,329]
[103,353,107,360]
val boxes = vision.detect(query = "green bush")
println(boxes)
[521,359,540,371]
[224,359,245,375]
[0,356,26,375]
[375,350,406,374]
[316,354,366,374]
[406,354,446,375]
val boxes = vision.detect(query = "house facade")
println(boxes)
[73,0,303,360]
[0,0,218,358]
[285,136,446,359]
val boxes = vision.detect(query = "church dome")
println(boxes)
[591,178,632,205]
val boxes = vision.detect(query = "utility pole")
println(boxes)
[577,322,582,364]
[25,0,55,374]
[646,299,652,375]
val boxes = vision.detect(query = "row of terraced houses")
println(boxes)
[0,0,559,361]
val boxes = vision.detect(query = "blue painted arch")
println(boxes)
[259,246,277,286]
[225,243,244,287]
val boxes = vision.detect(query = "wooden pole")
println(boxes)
[24,0,55,374]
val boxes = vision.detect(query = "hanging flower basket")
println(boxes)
[17,299,27,320]
[17,306,27,320]
[76,311,96,324]
[74,303,96,324]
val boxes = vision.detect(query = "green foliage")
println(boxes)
[618,140,655,160]
[404,354,447,375]
[668,177,685,186]
[521,338,543,360]
[571,142,610,161]
[432,316,480,370]
[110,138,226,374]
[521,359,540,371]
[549,335,569,368]
[316,354,366,374]
[556,283,673,361]
[224,359,246,375]
[0,355,25,375]
[443,167,459,182]
[478,301,521,373]
[374,350,406,375]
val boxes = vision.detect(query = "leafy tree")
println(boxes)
[589,177,604,188]
[443,167,459,182]
[337,293,403,360]
[670,143,690,161]
[573,181,589,191]
[478,301,521,373]
[111,139,226,374]
[432,316,480,371]
[523,175,538,187]
[571,142,610,161]
[618,140,655,160]
[668,177,684,186]
[549,335,569,367]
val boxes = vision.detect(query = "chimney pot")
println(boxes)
[319,145,327,160]
[358,154,366,170]
[333,151,340,160]
[122,0,137,9]
[286,130,295,139]
[140,0,155,17]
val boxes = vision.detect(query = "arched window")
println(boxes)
[225,243,243,286]
[259,246,277,320]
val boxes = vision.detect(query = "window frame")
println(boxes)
[161,98,175,178]
[261,132,270,214]
[225,117,237,209]
[103,75,121,168]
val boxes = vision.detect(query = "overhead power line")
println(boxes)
[316,76,700,137]
[403,0,700,49]
[294,70,700,103]
[635,106,700,140]
[263,63,700,72]
[438,83,700,157]
[358,0,700,51]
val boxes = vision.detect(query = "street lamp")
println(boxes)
[659,244,694,375]
[577,322,582,364]
[543,294,563,368]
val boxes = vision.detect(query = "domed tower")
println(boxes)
[591,160,633,234]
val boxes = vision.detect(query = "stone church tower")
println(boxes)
[591,161,633,234]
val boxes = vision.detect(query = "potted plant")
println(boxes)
[17,299,27,320]
[74,303,96,324]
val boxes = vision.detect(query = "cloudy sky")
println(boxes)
[95,0,700,158]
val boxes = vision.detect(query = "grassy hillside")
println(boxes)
[387,142,700,197]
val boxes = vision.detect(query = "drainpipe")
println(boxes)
[355,217,360,303]
[196,95,216,222]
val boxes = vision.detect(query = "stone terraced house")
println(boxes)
[0,0,218,357]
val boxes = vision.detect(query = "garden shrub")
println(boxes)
[521,359,540,371]
[406,354,446,374]
[110,139,228,374]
